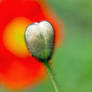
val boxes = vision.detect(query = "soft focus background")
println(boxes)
[0,0,92,92]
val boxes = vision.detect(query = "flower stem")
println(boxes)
[44,61,60,92]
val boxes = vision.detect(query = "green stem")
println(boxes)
[44,61,60,92]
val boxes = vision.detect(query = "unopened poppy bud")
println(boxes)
[25,21,54,61]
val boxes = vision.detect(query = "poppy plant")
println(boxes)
[25,21,60,92]
[0,0,63,90]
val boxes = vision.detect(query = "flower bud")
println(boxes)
[25,21,54,61]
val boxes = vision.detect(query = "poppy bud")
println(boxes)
[25,21,54,61]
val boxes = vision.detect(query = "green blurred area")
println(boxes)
[1,0,92,92]
[47,0,92,92]
[39,0,92,92]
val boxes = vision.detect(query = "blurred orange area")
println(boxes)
[0,58,47,89]
[3,17,32,58]
[0,0,2,3]
[0,0,63,90]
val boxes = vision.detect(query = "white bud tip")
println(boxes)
[25,21,54,61]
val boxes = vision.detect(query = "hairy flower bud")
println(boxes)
[25,21,54,61]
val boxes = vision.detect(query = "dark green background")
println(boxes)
[0,0,92,92]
